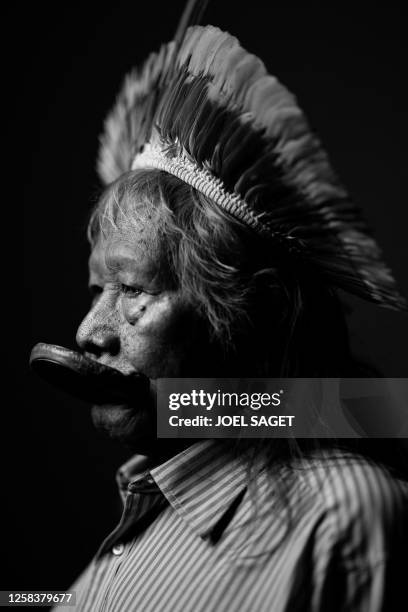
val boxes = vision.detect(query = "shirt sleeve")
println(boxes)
[312,460,408,612]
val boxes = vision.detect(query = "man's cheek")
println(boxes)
[123,293,189,340]
[121,336,181,378]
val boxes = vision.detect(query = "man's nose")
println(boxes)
[76,299,120,356]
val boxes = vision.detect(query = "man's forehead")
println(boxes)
[88,225,164,278]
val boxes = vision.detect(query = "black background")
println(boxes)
[7,0,408,592]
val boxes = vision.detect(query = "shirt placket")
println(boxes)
[96,476,167,612]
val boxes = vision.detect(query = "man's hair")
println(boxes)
[88,168,355,378]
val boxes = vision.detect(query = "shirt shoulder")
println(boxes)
[287,450,408,563]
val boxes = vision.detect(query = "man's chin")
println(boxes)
[91,404,156,448]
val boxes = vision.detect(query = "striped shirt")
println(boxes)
[70,440,408,611]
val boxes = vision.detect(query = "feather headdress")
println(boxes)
[97,21,406,311]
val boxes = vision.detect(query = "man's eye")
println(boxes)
[88,285,103,306]
[89,285,103,295]
[120,284,143,297]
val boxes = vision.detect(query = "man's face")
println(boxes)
[76,214,210,451]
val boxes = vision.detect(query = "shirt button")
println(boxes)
[112,543,124,556]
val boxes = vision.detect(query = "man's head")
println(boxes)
[76,168,352,449]
[74,24,404,454]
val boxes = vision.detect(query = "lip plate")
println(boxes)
[30,343,151,405]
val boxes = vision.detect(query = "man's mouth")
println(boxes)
[83,353,138,377]
[30,343,151,406]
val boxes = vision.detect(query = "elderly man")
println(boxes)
[33,18,408,612]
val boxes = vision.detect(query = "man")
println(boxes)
[45,21,407,612]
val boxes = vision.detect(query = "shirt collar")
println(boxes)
[116,454,153,501]
[117,440,250,539]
